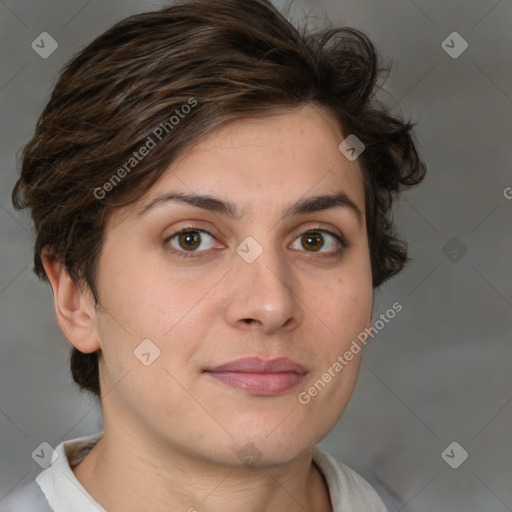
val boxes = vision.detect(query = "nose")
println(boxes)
[223,240,303,335]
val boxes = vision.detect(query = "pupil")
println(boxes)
[303,232,323,251]
[180,231,200,250]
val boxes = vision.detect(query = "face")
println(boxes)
[93,104,373,467]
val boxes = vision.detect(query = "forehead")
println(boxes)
[117,105,366,225]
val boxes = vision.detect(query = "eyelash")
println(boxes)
[163,225,348,259]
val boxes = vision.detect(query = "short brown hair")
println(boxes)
[12,0,426,399]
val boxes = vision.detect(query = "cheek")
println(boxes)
[96,247,170,328]
[314,269,373,346]
[95,255,212,377]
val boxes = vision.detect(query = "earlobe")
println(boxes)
[41,247,100,354]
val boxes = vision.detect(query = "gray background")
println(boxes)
[1,0,511,510]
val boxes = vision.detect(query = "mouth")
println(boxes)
[204,357,307,396]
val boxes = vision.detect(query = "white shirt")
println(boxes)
[2,432,387,511]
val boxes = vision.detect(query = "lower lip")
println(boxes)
[205,371,305,395]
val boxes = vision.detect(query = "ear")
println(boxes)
[41,247,100,353]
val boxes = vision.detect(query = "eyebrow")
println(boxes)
[137,190,363,226]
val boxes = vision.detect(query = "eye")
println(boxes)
[165,228,217,256]
[164,226,346,259]
[290,229,345,255]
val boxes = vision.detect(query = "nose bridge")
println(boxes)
[226,232,300,332]
[238,233,293,301]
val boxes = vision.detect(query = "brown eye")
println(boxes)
[290,229,345,255]
[301,231,324,251]
[166,229,216,254]
[178,231,201,250]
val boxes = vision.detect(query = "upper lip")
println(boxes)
[206,357,307,374]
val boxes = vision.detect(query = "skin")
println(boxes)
[42,104,374,512]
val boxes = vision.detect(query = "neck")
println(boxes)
[71,425,332,512]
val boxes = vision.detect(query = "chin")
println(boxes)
[214,428,316,469]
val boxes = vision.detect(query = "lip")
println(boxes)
[204,357,307,396]
[207,356,307,374]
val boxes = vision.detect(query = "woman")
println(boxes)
[4,0,425,510]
